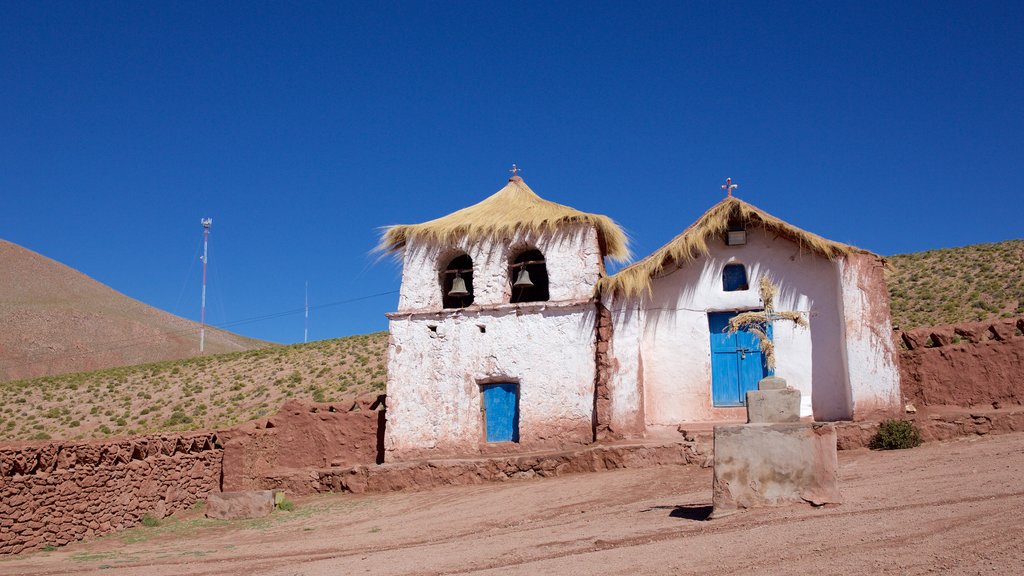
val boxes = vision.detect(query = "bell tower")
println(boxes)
[378,171,628,461]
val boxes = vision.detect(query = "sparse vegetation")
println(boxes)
[0,332,388,441]
[140,514,161,528]
[870,419,923,450]
[2,240,1019,443]
[887,240,1024,329]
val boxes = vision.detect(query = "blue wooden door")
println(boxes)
[708,312,772,406]
[482,383,519,442]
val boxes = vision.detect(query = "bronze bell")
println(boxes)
[513,269,534,288]
[448,274,469,297]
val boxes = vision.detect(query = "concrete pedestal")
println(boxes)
[711,422,842,518]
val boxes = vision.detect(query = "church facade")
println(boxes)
[379,175,901,462]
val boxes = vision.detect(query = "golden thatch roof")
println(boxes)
[378,176,630,261]
[597,195,876,297]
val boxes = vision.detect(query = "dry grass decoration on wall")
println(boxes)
[726,277,807,369]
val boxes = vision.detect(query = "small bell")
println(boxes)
[513,269,534,288]
[448,274,469,297]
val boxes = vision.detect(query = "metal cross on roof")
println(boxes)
[722,177,738,197]
[509,164,521,177]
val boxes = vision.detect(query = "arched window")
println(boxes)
[441,254,474,308]
[510,248,549,303]
[722,263,748,292]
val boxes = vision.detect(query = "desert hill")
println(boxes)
[2,238,1022,442]
[886,239,1024,330]
[0,333,387,441]
[0,239,267,382]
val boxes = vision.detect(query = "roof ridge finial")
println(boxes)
[509,163,522,182]
[722,177,738,198]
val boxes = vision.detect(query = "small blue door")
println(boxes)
[482,383,519,442]
[708,312,773,406]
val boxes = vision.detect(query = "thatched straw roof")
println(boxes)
[598,196,876,297]
[378,176,630,261]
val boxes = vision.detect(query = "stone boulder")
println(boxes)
[204,490,275,520]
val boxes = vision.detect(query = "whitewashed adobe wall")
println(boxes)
[838,253,902,419]
[605,228,899,429]
[385,225,603,461]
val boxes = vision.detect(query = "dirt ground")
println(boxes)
[4,432,1023,576]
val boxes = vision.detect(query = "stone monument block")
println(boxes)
[746,388,801,423]
[711,422,842,518]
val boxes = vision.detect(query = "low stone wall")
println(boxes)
[315,441,707,496]
[0,432,221,555]
[835,408,1024,450]
[898,317,1024,407]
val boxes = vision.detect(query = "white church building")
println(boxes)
[379,174,901,461]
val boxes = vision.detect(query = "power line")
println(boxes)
[0,289,399,372]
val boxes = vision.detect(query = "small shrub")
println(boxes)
[164,410,193,427]
[141,514,160,527]
[870,419,922,450]
[277,499,295,512]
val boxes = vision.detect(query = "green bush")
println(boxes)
[870,419,922,450]
[141,514,161,527]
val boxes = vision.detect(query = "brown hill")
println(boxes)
[0,239,268,382]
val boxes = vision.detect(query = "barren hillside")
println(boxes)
[0,239,267,382]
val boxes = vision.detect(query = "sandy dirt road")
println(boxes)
[3,432,1023,576]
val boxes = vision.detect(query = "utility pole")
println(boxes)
[200,218,212,353]
[304,281,309,344]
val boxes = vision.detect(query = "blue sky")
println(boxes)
[2,1,1021,344]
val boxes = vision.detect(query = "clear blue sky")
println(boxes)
[2,1,1021,344]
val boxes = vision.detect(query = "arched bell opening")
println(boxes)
[509,248,549,303]
[441,254,474,308]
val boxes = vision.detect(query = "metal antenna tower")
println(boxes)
[304,281,309,344]
[199,218,213,353]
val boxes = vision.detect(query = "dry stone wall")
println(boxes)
[0,432,221,555]
[898,317,1024,407]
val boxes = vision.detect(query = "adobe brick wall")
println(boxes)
[218,397,385,494]
[0,432,221,555]
[898,317,1024,407]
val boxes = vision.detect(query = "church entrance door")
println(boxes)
[708,311,772,406]
[481,383,519,442]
